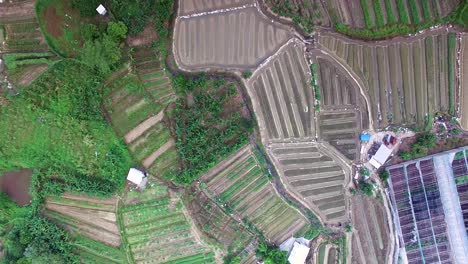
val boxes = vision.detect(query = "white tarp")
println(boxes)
[288,242,310,264]
[127,168,145,185]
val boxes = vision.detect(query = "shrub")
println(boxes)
[256,243,288,264]
[379,170,390,182]
[242,71,253,79]
[359,181,374,196]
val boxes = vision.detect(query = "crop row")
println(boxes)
[1,19,48,52]
[318,31,456,128]
[201,145,308,244]
[119,193,214,263]
[174,7,292,70]
[326,0,459,29]
[269,142,349,223]
[248,41,315,141]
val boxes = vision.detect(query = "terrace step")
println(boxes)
[124,110,164,144]
[142,139,176,168]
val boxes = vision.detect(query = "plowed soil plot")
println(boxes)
[247,40,315,142]
[317,30,456,129]
[318,111,361,161]
[0,169,33,205]
[43,194,121,247]
[179,0,255,16]
[268,142,350,224]
[200,144,309,244]
[351,195,391,264]
[459,35,468,130]
[174,6,292,71]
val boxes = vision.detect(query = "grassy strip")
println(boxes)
[360,0,374,28]
[424,114,434,132]
[372,0,385,27]
[116,201,135,264]
[310,63,321,111]
[421,0,431,20]
[408,0,421,24]
[456,175,468,185]
[72,235,126,263]
[396,0,410,24]
[448,33,456,115]
[383,0,396,24]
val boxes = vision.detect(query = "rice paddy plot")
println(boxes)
[200,144,309,244]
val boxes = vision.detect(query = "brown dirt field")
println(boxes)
[45,202,121,247]
[61,192,118,205]
[351,195,390,264]
[43,6,64,38]
[126,21,159,47]
[0,0,36,22]
[0,169,33,205]
[17,64,49,86]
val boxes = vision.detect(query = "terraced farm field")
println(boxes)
[351,195,391,264]
[309,54,368,161]
[119,181,215,263]
[460,34,468,130]
[187,188,256,257]
[200,144,309,244]
[103,49,179,177]
[43,193,121,247]
[325,0,460,29]
[247,40,315,142]
[317,111,361,161]
[179,0,255,16]
[315,243,339,264]
[318,30,457,128]
[71,236,127,264]
[174,6,292,71]
[268,142,350,224]
[0,1,48,52]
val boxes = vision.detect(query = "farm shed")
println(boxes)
[288,242,310,264]
[369,145,392,169]
[96,4,107,15]
[126,168,147,187]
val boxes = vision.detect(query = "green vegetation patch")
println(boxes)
[171,76,252,185]
[0,60,132,196]
[448,33,456,115]
[72,236,127,263]
[456,175,468,185]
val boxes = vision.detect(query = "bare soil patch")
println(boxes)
[43,6,64,38]
[0,169,33,205]
[126,21,159,47]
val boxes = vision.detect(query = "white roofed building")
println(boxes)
[279,237,311,264]
[127,168,147,188]
[96,4,107,15]
[369,144,392,169]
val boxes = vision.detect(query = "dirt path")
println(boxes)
[124,110,164,144]
[142,138,175,168]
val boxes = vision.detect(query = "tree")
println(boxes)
[379,170,389,182]
[256,242,287,264]
[242,71,252,79]
[359,181,373,196]
[107,21,128,40]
